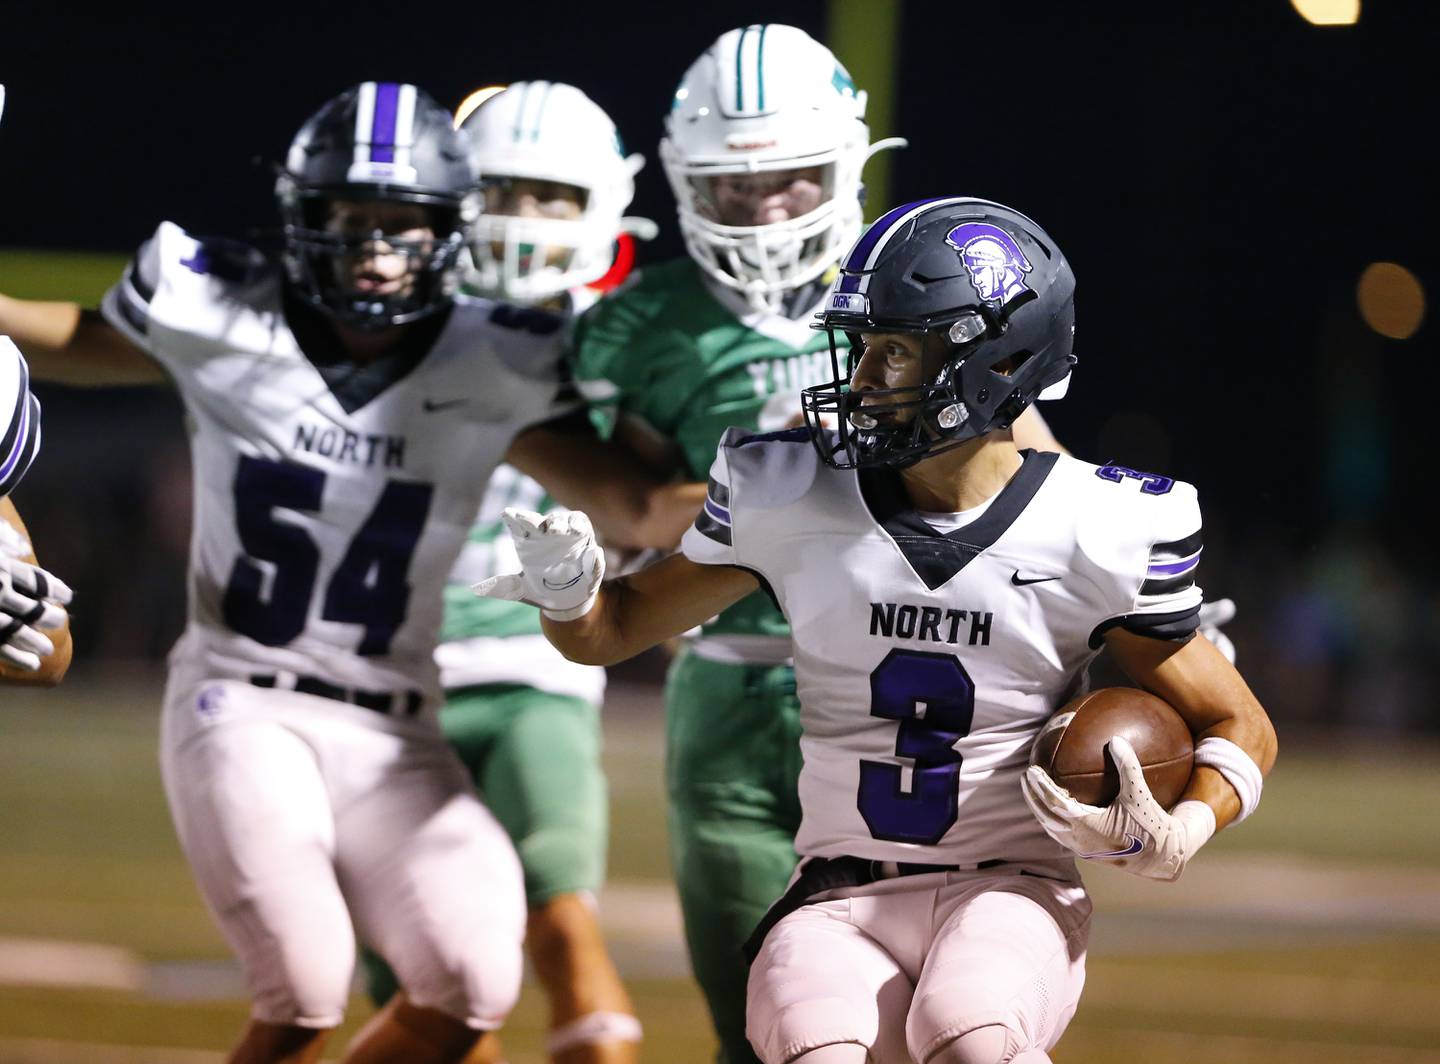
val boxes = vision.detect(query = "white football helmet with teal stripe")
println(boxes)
[458,82,651,304]
[661,25,896,314]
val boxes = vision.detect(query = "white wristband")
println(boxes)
[1193,737,1264,823]
[541,590,599,623]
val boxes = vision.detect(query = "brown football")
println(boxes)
[1029,687,1194,808]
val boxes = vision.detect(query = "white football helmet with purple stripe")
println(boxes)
[660,25,901,314]
[457,81,652,304]
[276,81,480,329]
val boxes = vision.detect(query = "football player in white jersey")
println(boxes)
[571,30,1064,1064]
[478,197,1278,1064]
[0,337,72,683]
[0,81,694,1064]
[359,82,652,1064]
[0,86,73,684]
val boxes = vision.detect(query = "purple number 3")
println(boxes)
[1095,464,1174,495]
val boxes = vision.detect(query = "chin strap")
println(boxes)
[546,1012,643,1054]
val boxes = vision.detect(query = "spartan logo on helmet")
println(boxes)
[945,221,1032,307]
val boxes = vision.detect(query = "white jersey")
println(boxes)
[103,221,574,724]
[681,429,1205,866]
[0,336,42,496]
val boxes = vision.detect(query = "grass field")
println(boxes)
[3,673,1440,1063]
[0,249,128,303]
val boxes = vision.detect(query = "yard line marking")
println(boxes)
[0,937,142,990]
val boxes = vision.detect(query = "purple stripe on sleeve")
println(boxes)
[703,498,732,526]
[1147,554,1200,577]
[0,387,33,483]
[370,82,399,164]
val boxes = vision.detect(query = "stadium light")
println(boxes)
[1291,0,1360,25]
[1357,262,1425,340]
[453,85,508,128]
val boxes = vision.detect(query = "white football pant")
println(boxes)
[747,862,1091,1063]
[160,673,526,1028]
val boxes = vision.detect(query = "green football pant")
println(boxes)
[363,681,607,1005]
[665,650,803,1064]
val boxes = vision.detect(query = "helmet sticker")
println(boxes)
[825,291,869,315]
[945,222,1032,306]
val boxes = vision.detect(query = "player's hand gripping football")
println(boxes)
[1021,736,1216,882]
[0,522,73,672]
[471,507,605,621]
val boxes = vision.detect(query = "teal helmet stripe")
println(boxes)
[734,24,751,111]
[511,81,530,142]
[756,24,768,111]
[529,80,553,142]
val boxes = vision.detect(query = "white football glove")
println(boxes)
[471,508,604,621]
[1021,735,1216,882]
[0,525,73,672]
[1198,597,1236,665]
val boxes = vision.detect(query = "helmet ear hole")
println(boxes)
[997,351,1032,377]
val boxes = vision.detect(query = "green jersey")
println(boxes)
[570,259,833,641]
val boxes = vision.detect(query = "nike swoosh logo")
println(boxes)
[422,398,468,413]
[541,573,584,591]
[1080,834,1145,859]
[1012,571,1060,586]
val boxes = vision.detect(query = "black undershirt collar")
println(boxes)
[858,449,1060,591]
[281,284,452,414]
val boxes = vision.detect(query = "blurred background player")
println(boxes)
[361,81,651,1064]
[482,195,1278,1064]
[0,81,692,1064]
[0,337,72,684]
[567,26,1061,1064]
[0,86,72,685]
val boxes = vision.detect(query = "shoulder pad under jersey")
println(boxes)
[719,427,821,510]
[1070,455,1205,646]
[104,221,275,344]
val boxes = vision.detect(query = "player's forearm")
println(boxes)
[542,575,704,666]
[0,297,163,386]
[540,555,757,666]
[0,294,85,357]
[1155,636,1278,784]
[628,481,706,551]
[540,582,644,667]
[1175,704,1277,830]
[507,423,669,551]
[1109,629,1277,831]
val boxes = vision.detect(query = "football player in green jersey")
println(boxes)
[568,26,1063,1064]
[359,82,660,1064]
